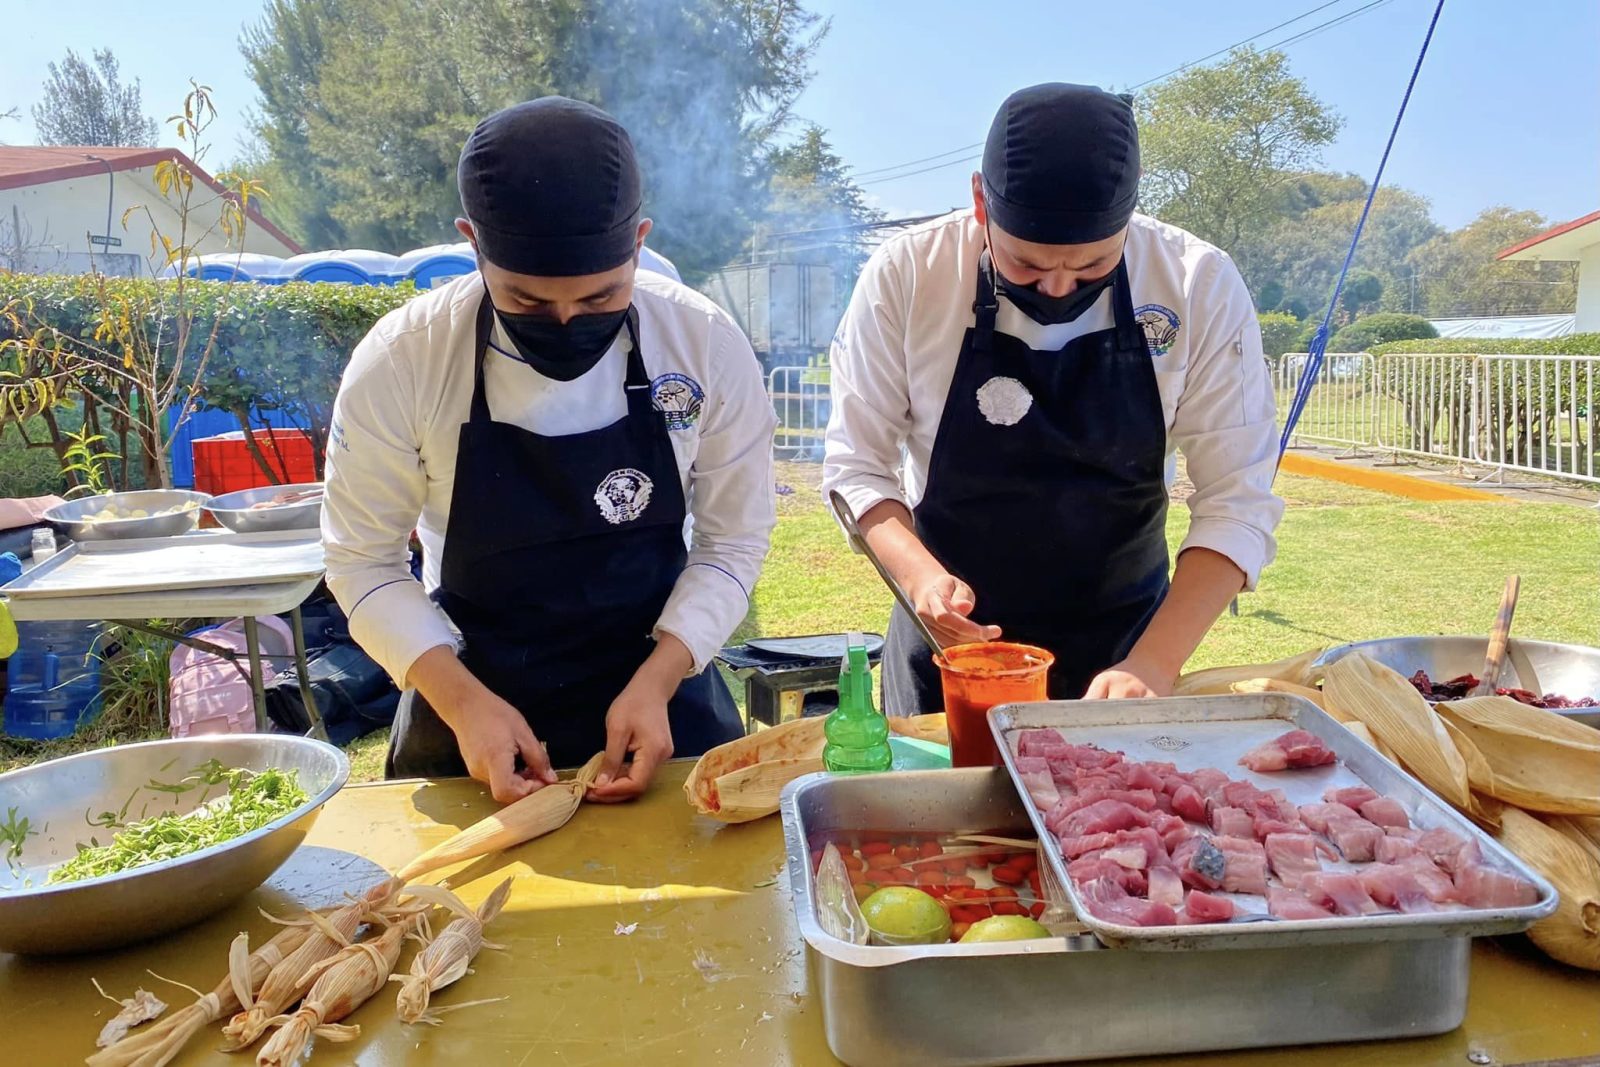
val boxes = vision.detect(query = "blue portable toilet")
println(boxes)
[161,252,288,284]
[394,243,476,290]
[283,249,400,285]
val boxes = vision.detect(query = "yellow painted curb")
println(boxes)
[1279,453,1505,503]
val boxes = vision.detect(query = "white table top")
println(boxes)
[3,575,324,622]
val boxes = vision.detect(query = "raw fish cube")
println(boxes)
[1058,831,1118,859]
[1183,890,1236,924]
[1058,799,1151,838]
[1358,863,1438,913]
[1267,886,1336,920]
[1325,815,1385,863]
[1210,806,1254,838]
[1016,730,1070,758]
[1148,866,1184,908]
[1299,802,1360,835]
[1324,785,1380,809]
[1239,729,1337,772]
[1264,833,1328,890]
[1358,797,1410,829]
[1452,863,1539,909]
[1417,827,1482,874]
[1170,784,1208,823]
[1213,836,1270,895]
[1374,836,1423,864]
[1301,872,1385,916]
[1126,762,1163,791]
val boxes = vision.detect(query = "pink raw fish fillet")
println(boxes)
[1101,846,1148,870]
[1358,864,1439,913]
[1061,744,1124,770]
[1325,815,1386,863]
[1059,832,1119,859]
[1252,812,1306,839]
[1111,827,1169,868]
[1384,826,1424,843]
[1172,836,1226,891]
[1298,802,1360,835]
[1170,784,1208,823]
[1025,777,1061,810]
[1374,836,1423,864]
[1183,890,1237,924]
[1213,836,1270,895]
[1079,877,1179,927]
[1417,827,1482,874]
[1148,866,1185,908]
[1058,799,1152,838]
[1016,729,1072,758]
[1358,797,1410,829]
[1126,763,1164,791]
[1188,768,1232,803]
[1396,855,1458,902]
[1013,755,1050,776]
[1239,729,1337,772]
[1268,886,1336,920]
[1264,833,1330,889]
[1452,863,1539,909]
[1324,785,1380,809]
[1068,857,1147,895]
[1301,872,1385,916]
[1210,806,1254,838]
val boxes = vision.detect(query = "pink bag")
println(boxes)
[168,617,294,736]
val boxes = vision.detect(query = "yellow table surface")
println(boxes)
[4,760,1596,1067]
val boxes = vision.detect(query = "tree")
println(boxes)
[1327,312,1436,353]
[242,0,827,279]
[752,125,883,284]
[1135,48,1341,271]
[1407,207,1579,318]
[32,48,159,147]
[1257,311,1303,358]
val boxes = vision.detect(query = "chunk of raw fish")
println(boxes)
[1239,729,1338,772]
[1358,796,1410,829]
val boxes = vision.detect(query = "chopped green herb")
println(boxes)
[1,807,36,866]
[45,767,308,886]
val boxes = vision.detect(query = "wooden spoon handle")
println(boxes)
[1471,575,1521,697]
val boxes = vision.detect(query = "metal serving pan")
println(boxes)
[1316,636,1600,728]
[43,489,211,542]
[2,529,325,600]
[991,694,1557,951]
[206,482,324,534]
[782,769,1470,1067]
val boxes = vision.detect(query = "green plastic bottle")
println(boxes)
[823,632,893,774]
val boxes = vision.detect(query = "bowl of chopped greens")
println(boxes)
[0,734,347,955]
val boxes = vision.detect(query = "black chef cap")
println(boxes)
[458,97,643,277]
[981,83,1140,245]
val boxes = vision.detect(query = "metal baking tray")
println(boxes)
[2,529,325,600]
[991,694,1557,951]
[782,769,1470,1067]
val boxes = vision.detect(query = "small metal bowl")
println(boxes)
[1315,636,1600,728]
[206,482,325,534]
[0,734,348,955]
[43,489,211,542]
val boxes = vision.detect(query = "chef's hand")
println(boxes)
[909,571,1002,647]
[590,634,693,803]
[1083,655,1175,700]
[408,646,557,804]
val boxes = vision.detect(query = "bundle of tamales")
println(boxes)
[1320,652,1600,970]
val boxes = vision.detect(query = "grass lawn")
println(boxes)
[11,461,1599,784]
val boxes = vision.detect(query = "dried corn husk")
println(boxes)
[87,919,318,1067]
[1322,654,1469,808]
[393,878,513,1024]
[221,879,397,1050]
[1339,719,1399,762]
[1172,648,1323,696]
[684,716,825,823]
[1224,677,1328,710]
[1563,815,1600,853]
[1548,815,1600,868]
[396,754,604,882]
[1497,807,1600,971]
[256,907,423,1066]
[92,984,166,1049]
[887,713,948,746]
[1435,697,1600,815]
[1438,716,1508,831]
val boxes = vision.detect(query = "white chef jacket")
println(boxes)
[323,270,777,687]
[822,210,1283,588]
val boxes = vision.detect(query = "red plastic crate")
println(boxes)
[191,429,317,496]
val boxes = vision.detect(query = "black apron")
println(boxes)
[883,253,1171,716]
[386,294,742,777]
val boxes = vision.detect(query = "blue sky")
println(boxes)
[3,0,1595,231]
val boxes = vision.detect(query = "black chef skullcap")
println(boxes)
[458,97,642,277]
[981,83,1140,245]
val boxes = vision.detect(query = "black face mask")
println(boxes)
[986,229,1117,326]
[494,306,629,381]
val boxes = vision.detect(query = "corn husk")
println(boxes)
[92,985,166,1050]
[887,713,948,746]
[1339,719,1401,763]
[1172,648,1323,696]
[1548,815,1600,868]
[1219,677,1327,710]
[684,716,825,823]
[1561,815,1600,853]
[393,878,513,1024]
[86,919,318,1067]
[221,879,398,1050]
[396,754,604,882]
[1435,697,1600,815]
[1322,654,1469,808]
[256,909,422,1067]
[1497,807,1600,971]
[1435,717,1507,830]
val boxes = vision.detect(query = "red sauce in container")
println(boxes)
[934,642,1054,767]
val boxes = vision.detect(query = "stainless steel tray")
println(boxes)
[782,769,1470,1067]
[991,694,1557,951]
[2,529,325,600]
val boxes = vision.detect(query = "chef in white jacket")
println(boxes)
[323,97,775,802]
[822,83,1284,715]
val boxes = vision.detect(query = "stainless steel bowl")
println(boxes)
[43,490,211,542]
[205,482,324,533]
[0,735,348,955]
[1316,636,1600,728]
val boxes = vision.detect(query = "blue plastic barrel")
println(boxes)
[2,620,106,740]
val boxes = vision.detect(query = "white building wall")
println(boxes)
[1577,242,1600,333]
[0,166,297,278]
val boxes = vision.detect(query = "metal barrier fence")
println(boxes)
[769,365,830,461]
[1276,351,1598,488]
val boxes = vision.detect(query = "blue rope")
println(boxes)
[1278,0,1446,457]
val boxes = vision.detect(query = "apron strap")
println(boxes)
[972,251,1000,354]
[622,307,653,418]
[1105,258,1141,353]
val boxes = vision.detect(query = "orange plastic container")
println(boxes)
[935,642,1054,767]
[191,429,316,496]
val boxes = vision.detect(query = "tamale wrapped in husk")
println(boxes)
[396,753,604,882]
[684,716,826,823]
[1438,717,1508,830]
[1547,815,1600,867]
[1225,677,1328,709]
[1339,719,1400,763]
[1497,807,1600,971]
[887,713,949,745]
[1172,648,1323,697]
[1322,654,1469,808]
[1562,815,1600,853]
[1434,697,1600,815]
[393,879,513,1025]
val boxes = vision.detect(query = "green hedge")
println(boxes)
[1327,313,1437,353]
[1373,334,1600,357]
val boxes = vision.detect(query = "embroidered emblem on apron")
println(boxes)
[594,468,654,524]
[975,375,1034,427]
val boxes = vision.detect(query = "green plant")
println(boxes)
[1257,311,1303,358]
[1372,335,1600,357]
[59,426,118,498]
[1327,313,1437,353]
[96,623,177,737]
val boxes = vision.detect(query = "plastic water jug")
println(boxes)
[2,620,105,740]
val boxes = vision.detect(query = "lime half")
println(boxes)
[861,886,951,946]
[959,915,1051,943]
